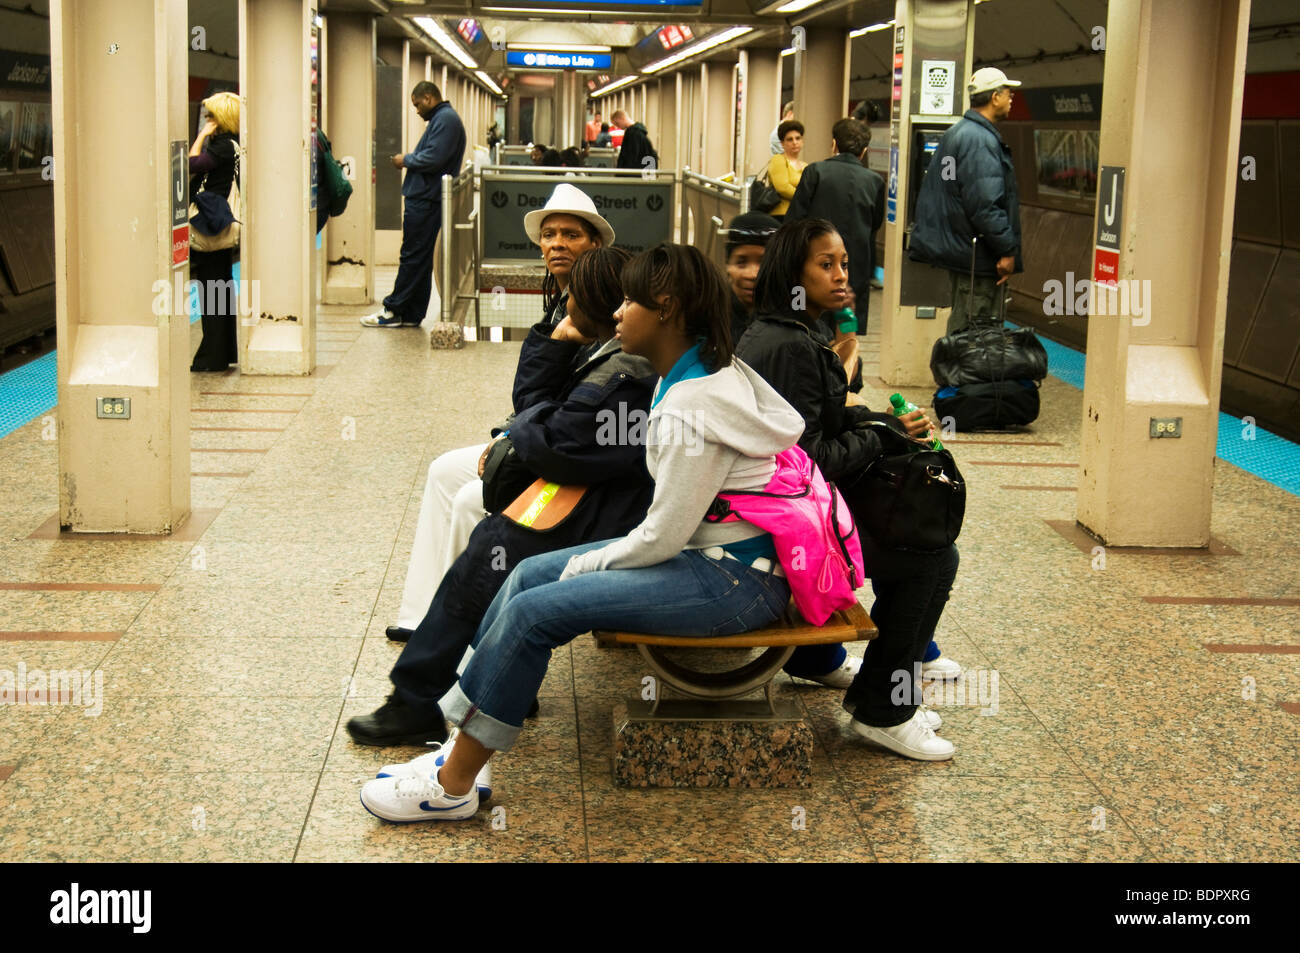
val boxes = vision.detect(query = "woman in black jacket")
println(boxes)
[188,92,241,372]
[735,218,961,761]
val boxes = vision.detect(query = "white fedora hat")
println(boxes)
[523,183,616,246]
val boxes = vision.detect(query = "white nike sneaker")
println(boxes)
[801,654,862,689]
[377,733,493,800]
[918,704,942,730]
[360,767,479,823]
[921,654,963,681]
[851,708,955,761]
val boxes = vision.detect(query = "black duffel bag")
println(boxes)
[930,325,1049,387]
[842,419,966,552]
[934,379,1041,430]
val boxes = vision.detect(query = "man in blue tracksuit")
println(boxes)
[362,82,466,327]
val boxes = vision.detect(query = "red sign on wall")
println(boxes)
[173,226,189,267]
[1093,247,1118,287]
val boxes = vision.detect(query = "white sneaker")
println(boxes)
[918,704,942,731]
[377,732,493,800]
[360,766,479,823]
[801,654,861,689]
[851,708,955,761]
[359,310,402,328]
[921,654,963,681]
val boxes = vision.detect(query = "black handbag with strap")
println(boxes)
[749,169,780,212]
[842,419,966,552]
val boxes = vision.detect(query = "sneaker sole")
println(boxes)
[850,722,954,761]
[358,790,478,823]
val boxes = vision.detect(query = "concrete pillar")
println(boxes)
[1077,0,1248,546]
[50,0,189,533]
[322,12,374,305]
[743,48,781,181]
[792,27,849,165]
[681,69,701,171]
[239,0,317,375]
[645,81,661,153]
[701,61,735,177]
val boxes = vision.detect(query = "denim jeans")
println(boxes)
[442,539,792,751]
[842,537,960,728]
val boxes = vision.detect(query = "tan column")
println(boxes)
[701,62,734,177]
[322,12,374,305]
[239,0,316,375]
[743,48,780,181]
[1077,0,1248,546]
[792,27,849,165]
[645,82,661,152]
[50,0,189,533]
[404,42,422,155]
[681,69,701,170]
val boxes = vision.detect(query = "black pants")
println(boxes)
[390,514,564,718]
[841,533,960,728]
[382,196,441,322]
[190,248,238,370]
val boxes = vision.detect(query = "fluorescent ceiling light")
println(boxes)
[780,46,796,57]
[593,75,637,96]
[774,0,822,13]
[510,43,612,53]
[475,70,504,95]
[412,16,479,70]
[642,25,752,74]
[849,21,894,38]
[482,6,641,15]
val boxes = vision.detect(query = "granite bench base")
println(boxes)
[611,700,814,789]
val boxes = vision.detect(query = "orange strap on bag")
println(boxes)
[501,479,588,531]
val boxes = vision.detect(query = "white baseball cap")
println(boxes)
[968,67,1022,96]
[523,183,616,246]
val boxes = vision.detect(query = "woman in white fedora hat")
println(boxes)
[381,184,616,646]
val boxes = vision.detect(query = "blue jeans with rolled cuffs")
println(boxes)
[441,539,791,752]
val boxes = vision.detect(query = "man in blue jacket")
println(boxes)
[909,67,1023,334]
[362,82,466,327]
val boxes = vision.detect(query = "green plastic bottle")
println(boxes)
[834,307,858,335]
[889,393,944,451]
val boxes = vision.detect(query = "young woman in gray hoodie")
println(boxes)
[361,244,807,823]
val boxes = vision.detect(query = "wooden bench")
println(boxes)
[594,603,877,721]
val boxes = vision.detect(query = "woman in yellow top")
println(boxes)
[767,119,806,219]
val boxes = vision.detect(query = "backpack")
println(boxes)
[705,444,864,626]
[316,130,353,217]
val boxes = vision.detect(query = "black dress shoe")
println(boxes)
[527,697,540,719]
[385,626,414,643]
[347,694,448,747]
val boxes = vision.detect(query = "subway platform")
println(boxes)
[0,273,1296,863]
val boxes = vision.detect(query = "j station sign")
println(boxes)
[506,51,613,70]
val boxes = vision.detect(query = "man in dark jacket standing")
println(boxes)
[786,119,885,333]
[612,109,658,170]
[362,82,466,327]
[909,67,1023,334]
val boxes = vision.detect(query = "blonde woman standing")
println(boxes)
[188,91,240,372]
[766,119,806,220]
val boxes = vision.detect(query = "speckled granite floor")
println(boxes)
[0,278,1295,862]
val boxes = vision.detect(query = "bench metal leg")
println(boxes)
[634,643,798,719]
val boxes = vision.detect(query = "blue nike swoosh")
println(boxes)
[420,798,472,812]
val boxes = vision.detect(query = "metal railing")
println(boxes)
[440,165,479,329]
[680,169,743,270]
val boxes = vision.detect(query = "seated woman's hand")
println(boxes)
[550,316,594,344]
[898,408,937,439]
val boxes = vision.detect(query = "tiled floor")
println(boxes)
[0,276,1296,862]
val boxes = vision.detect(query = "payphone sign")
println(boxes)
[482,179,673,259]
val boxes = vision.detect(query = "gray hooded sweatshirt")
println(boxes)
[561,356,805,578]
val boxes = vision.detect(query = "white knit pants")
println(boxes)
[395,443,489,630]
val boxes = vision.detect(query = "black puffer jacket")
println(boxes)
[908,110,1023,277]
[735,312,884,484]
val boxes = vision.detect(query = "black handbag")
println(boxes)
[843,420,966,552]
[749,170,780,212]
[934,379,1040,430]
[480,437,538,514]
